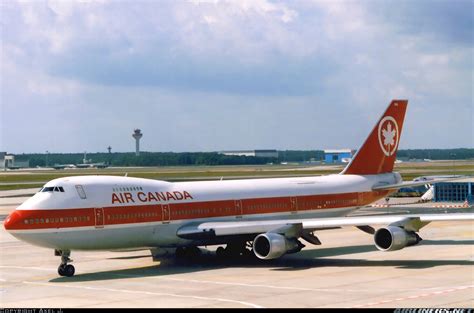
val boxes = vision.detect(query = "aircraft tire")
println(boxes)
[58,265,66,276]
[216,246,226,258]
[175,247,186,258]
[64,265,75,277]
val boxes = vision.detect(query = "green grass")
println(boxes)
[0,184,44,191]
[0,161,471,191]
[0,169,339,183]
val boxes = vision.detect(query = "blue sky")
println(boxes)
[1,0,472,153]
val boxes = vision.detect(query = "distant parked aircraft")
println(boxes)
[53,164,77,170]
[54,163,109,170]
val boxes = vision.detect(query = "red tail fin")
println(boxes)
[342,100,408,175]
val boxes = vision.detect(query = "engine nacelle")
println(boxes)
[252,233,300,260]
[374,226,421,251]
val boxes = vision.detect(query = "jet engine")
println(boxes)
[374,226,421,251]
[252,233,302,260]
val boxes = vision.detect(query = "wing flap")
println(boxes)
[176,213,474,240]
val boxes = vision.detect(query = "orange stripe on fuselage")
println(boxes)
[5,190,391,230]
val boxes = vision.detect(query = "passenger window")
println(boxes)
[75,185,87,199]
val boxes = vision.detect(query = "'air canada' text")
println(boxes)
[112,191,193,204]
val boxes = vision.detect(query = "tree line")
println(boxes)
[12,148,474,168]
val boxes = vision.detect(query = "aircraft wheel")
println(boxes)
[175,247,186,258]
[187,246,201,258]
[242,248,254,258]
[64,264,75,277]
[216,246,226,258]
[58,265,66,276]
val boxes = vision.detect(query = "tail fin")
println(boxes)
[342,100,408,175]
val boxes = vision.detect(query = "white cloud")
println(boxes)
[419,53,451,66]
[1,0,472,152]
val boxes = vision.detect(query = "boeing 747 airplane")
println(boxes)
[4,100,473,277]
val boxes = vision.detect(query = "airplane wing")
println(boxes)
[372,176,470,191]
[177,213,474,240]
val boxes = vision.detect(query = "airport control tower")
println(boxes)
[132,129,143,156]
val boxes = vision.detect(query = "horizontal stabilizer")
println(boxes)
[372,176,471,191]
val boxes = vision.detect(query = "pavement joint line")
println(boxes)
[1,266,469,295]
[0,244,29,248]
[22,281,264,308]
[153,277,447,293]
[0,265,56,272]
[89,271,443,293]
[349,285,474,308]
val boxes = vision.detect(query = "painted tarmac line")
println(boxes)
[0,243,29,247]
[22,281,264,308]
[1,265,470,296]
[80,272,468,294]
[350,285,474,308]
[164,277,323,292]
[161,277,428,293]
[0,265,56,272]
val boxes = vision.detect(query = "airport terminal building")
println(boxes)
[324,149,354,163]
[433,178,473,202]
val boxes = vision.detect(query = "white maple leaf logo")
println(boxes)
[378,116,399,157]
[382,122,396,147]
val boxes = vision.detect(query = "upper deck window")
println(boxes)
[75,185,87,199]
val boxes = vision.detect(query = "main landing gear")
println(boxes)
[216,241,254,259]
[175,246,202,259]
[55,250,75,277]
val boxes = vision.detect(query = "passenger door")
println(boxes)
[235,200,243,218]
[94,208,104,228]
[291,196,298,214]
[162,204,170,224]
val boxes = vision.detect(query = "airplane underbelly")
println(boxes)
[9,206,357,250]
[10,224,186,250]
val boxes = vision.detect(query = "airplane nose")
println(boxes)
[4,210,20,230]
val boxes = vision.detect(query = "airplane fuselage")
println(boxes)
[5,173,399,250]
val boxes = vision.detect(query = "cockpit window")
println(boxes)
[41,186,65,192]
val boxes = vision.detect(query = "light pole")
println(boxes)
[46,150,49,167]
[450,153,456,176]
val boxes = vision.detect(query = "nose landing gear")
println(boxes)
[55,250,75,277]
